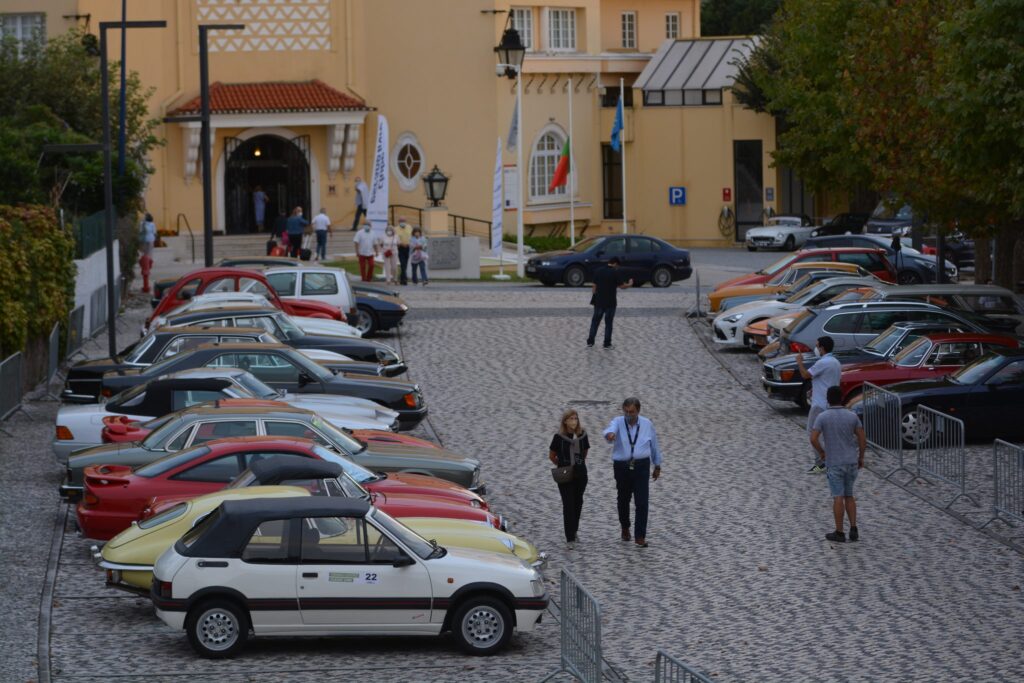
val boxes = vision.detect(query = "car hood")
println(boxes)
[440,545,535,573]
[747,225,810,236]
[280,393,397,418]
[293,318,363,338]
[883,376,960,396]
[330,373,416,392]
[720,299,796,317]
[765,349,879,371]
[531,249,575,261]
[68,357,123,378]
[366,443,477,467]
[57,402,111,424]
[358,293,406,310]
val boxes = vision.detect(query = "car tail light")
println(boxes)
[56,426,74,440]
[83,492,99,506]
[789,341,811,353]
[158,580,173,598]
[403,392,418,408]
[101,388,113,398]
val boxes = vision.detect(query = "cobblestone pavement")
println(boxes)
[4,279,1024,682]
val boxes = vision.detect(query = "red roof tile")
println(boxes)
[168,80,369,116]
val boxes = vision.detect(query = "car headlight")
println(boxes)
[531,579,545,596]
[469,499,482,508]
[777,232,784,239]
[399,304,409,311]
[471,468,481,486]
[540,261,552,266]
[723,313,743,324]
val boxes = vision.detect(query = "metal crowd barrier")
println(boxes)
[541,569,603,683]
[655,651,715,683]
[983,439,1024,530]
[66,305,85,360]
[89,284,107,337]
[913,404,977,508]
[861,383,911,479]
[0,352,28,436]
[686,271,703,319]
[36,322,63,401]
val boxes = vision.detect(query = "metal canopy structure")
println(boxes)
[635,37,758,93]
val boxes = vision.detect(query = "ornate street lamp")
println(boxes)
[494,25,525,80]
[494,21,527,276]
[423,165,449,207]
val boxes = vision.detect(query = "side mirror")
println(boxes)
[392,554,415,567]
[297,372,313,387]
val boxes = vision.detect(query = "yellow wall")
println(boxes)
[599,0,698,52]
[3,2,79,39]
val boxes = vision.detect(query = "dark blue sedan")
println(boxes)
[525,235,692,287]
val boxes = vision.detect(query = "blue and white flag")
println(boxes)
[491,137,503,257]
[367,114,389,240]
[506,94,519,152]
[610,91,624,152]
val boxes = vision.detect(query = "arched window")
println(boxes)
[391,133,425,191]
[529,131,568,201]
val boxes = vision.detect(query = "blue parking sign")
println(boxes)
[669,186,686,206]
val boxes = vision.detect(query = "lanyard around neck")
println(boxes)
[624,419,640,457]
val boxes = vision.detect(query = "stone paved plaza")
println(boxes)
[3,276,1024,682]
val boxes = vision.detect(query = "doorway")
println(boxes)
[732,140,764,242]
[223,134,310,234]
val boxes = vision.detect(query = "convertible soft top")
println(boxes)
[248,455,342,485]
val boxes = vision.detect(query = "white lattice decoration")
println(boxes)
[196,0,332,52]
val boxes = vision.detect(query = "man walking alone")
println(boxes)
[351,177,369,231]
[811,386,866,543]
[587,257,633,349]
[604,397,662,548]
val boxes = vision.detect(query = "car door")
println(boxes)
[236,518,302,632]
[587,237,627,279]
[207,351,303,392]
[820,312,863,349]
[976,360,1024,439]
[266,271,298,297]
[625,237,658,283]
[296,516,432,630]
[296,272,344,310]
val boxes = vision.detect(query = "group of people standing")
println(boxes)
[548,398,663,550]
[352,218,429,285]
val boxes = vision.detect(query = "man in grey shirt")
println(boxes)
[811,386,866,543]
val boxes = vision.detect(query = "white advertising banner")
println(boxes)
[367,114,389,239]
[491,137,503,257]
[503,166,519,210]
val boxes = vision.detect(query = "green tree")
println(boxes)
[702,0,782,36]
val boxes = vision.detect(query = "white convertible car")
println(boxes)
[53,368,399,462]
[745,215,815,252]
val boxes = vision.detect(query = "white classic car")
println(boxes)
[152,497,547,658]
[745,215,815,251]
[53,367,399,462]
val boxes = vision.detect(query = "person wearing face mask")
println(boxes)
[603,397,662,548]
[796,335,842,474]
[377,225,400,285]
[548,409,590,550]
[285,206,309,259]
[353,223,377,282]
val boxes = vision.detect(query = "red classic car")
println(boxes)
[146,267,344,328]
[76,437,499,540]
[837,332,1020,403]
[713,247,897,292]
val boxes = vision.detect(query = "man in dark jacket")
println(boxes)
[587,257,633,349]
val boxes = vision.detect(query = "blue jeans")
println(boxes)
[411,260,428,283]
[827,463,859,497]
[613,458,650,538]
[315,230,327,260]
[587,306,616,346]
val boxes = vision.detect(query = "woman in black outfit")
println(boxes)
[549,409,589,549]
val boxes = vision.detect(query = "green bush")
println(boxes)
[503,234,573,253]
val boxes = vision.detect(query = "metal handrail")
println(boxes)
[449,213,492,240]
[176,213,195,263]
[388,204,424,228]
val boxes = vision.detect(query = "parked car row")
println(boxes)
[53,260,547,659]
[707,255,1024,443]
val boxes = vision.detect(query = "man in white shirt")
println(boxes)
[311,209,331,261]
[351,177,369,231]
[603,397,663,548]
[797,335,842,474]
[353,223,377,282]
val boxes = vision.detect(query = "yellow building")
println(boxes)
[12,1,782,247]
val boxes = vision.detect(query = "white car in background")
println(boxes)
[745,215,815,252]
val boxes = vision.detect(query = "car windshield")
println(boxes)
[787,274,819,294]
[871,201,913,220]
[285,349,335,382]
[234,372,279,399]
[134,445,212,478]
[369,508,436,560]
[273,314,303,340]
[863,326,907,356]
[141,418,185,450]
[106,382,149,409]
[311,417,368,457]
[307,442,377,483]
[949,354,1002,385]
[138,502,188,530]
[766,268,790,286]
[568,236,604,253]
[760,253,795,276]
[142,415,173,431]
[122,333,156,364]
[893,338,931,367]
[143,351,187,378]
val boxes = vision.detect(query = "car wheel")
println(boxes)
[897,270,923,285]
[452,596,512,656]
[563,266,586,288]
[355,305,379,336]
[651,266,672,288]
[185,600,249,659]
[796,381,810,410]
[783,235,796,251]
[900,407,933,447]
[747,246,757,252]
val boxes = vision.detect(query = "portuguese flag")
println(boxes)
[548,137,570,192]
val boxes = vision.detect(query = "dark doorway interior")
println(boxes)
[601,143,623,219]
[732,139,764,242]
[224,135,310,234]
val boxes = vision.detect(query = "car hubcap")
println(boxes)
[355,310,372,333]
[462,606,504,649]
[197,609,238,651]
[901,412,930,445]
[568,270,583,286]
[655,270,669,286]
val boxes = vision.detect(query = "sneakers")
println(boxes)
[586,341,594,348]
[603,344,614,350]
[825,531,846,543]
[567,540,576,550]
[849,526,859,542]
[807,463,825,474]
[635,538,648,548]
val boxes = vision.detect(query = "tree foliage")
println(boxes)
[701,0,782,37]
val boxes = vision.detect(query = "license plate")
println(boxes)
[526,265,536,272]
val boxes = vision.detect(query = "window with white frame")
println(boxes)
[1,13,45,48]
[621,12,636,49]
[529,131,568,200]
[665,13,680,39]
[510,7,533,50]
[547,8,576,51]
[390,132,425,192]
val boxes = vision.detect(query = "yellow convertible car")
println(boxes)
[95,487,544,593]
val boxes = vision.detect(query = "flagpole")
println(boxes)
[620,77,627,235]
[515,69,525,277]
[568,75,575,246]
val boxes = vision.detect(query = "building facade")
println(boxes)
[15,0,781,246]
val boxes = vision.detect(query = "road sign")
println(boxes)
[669,186,687,206]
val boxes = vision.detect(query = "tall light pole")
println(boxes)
[99,19,165,358]
[495,24,526,277]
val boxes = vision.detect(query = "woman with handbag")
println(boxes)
[376,225,400,284]
[549,409,589,549]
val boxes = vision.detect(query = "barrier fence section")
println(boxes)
[89,284,107,337]
[66,305,85,360]
[0,352,27,435]
[654,651,715,683]
[913,404,976,508]
[861,383,909,479]
[983,440,1024,530]
[541,569,603,683]
[37,322,63,401]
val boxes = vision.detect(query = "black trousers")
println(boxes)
[287,234,303,258]
[398,245,410,284]
[587,305,616,346]
[351,206,367,230]
[613,458,650,539]
[557,470,587,542]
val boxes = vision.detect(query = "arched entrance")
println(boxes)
[223,134,310,234]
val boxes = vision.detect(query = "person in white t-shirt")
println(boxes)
[353,223,377,281]
[311,209,331,261]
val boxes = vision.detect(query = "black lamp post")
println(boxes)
[423,165,449,207]
[494,20,526,275]
[494,24,526,80]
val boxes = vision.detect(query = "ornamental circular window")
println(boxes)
[391,133,425,191]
